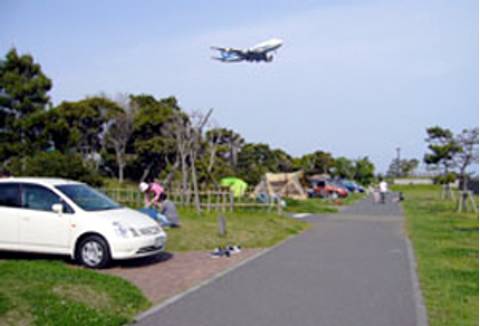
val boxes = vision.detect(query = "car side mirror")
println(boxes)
[52,203,63,214]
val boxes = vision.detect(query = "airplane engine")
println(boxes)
[266,54,274,62]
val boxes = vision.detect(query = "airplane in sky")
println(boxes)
[210,38,283,63]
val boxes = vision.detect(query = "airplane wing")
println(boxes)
[211,56,243,63]
[210,46,244,56]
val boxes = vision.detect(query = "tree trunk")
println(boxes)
[190,150,201,213]
[119,164,124,184]
[180,153,188,204]
[457,166,467,212]
[115,147,125,184]
[163,158,180,188]
[141,162,153,182]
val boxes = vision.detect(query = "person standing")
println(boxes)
[379,178,388,204]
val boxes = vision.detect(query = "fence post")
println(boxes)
[229,191,234,212]
[217,215,226,237]
[222,191,227,213]
[276,198,283,215]
[207,190,211,213]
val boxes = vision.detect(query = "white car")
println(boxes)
[0,177,167,268]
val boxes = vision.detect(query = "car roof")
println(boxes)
[0,177,83,187]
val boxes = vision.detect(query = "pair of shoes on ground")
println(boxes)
[210,245,242,258]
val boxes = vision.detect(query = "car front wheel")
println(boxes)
[77,235,111,269]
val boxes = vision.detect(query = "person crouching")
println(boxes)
[139,181,171,227]
[159,193,180,228]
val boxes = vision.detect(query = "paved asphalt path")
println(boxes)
[137,195,423,326]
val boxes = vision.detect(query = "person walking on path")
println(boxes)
[379,178,388,204]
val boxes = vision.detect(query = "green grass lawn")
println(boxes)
[0,185,311,325]
[165,208,310,252]
[284,192,366,214]
[0,260,149,325]
[396,185,478,326]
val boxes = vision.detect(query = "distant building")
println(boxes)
[393,178,434,185]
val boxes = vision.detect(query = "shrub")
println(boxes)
[7,151,103,186]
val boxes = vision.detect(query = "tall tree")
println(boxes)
[188,109,213,212]
[0,48,52,169]
[333,157,355,179]
[237,143,278,184]
[424,126,462,198]
[354,157,375,185]
[296,151,335,176]
[164,109,192,200]
[455,127,479,211]
[206,128,245,168]
[103,94,137,183]
[386,158,419,178]
[271,148,294,172]
[130,95,178,181]
[49,97,121,162]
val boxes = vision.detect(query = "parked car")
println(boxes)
[310,180,349,198]
[0,178,167,268]
[339,180,365,193]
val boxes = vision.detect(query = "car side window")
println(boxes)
[21,184,74,213]
[0,183,21,208]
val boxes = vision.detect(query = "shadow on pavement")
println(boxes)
[0,251,72,264]
[0,250,174,269]
[109,252,174,268]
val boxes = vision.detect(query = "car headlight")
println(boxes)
[112,222,140,238]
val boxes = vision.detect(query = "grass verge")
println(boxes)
[0,260,150,325]
[166,208,310,252]
[396,185,478,326]
[284,192,366,214]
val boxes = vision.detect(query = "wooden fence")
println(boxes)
[101,187,281,213]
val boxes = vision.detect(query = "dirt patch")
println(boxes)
[0,301,33,326]
[52,284,113,311]
[101,249,262,304]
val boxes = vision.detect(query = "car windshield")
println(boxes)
[56,184,122,211]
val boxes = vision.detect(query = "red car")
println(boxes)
[311,180,348,198]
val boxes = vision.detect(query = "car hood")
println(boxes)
[86,207,161,229]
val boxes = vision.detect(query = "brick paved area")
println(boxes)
[101,249,262,304]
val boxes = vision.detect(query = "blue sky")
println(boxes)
[1,0,478,173]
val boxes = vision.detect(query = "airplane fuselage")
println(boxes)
[211,38,283,63]
[249,38,283,53]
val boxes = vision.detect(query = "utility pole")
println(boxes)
[396,147,401,177]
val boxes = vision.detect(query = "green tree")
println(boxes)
[8,151,102,186]
[237,143,278,184]
[386,158,419,178]
[48,97,121,157]
[332,157,355,179]
[271,149,294,172]
[424,126,462,189]
[102,94,137,183]
[0,48,52,168]
[354,157,375,185]
[296,151,335,176]
[205,128,244,168]
[454,127,479,211]
[128,95,179,181]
